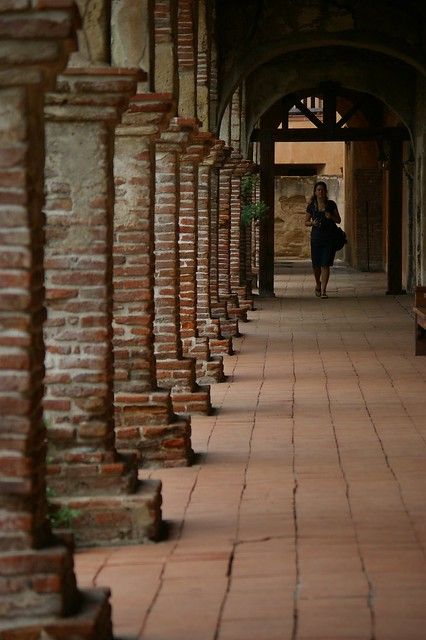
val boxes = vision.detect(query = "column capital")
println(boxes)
[182,131,215,164]
[45,67,141,123]
[119,92,175,137]
[210,142,232,168]
[0,3,79,87]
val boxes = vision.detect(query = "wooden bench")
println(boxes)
[414,286,426,355]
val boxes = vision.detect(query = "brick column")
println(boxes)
[245,212,255,290]
[218,157,232,300]
[179,128,225,383]
[252,178,261,287]
[0,4,113,638]
[209,147,240,338]
[230,159,255,311]
[154,118,211,414]
[44,68,162,546]
[113,93,193,467]
[218,156,247,323]
[197,141,234,355]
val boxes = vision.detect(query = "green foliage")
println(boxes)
[241,201,269,225]
[50,506,81,529]
[241,174,258,203]
[240,174,268,226]
[46,486,81,529]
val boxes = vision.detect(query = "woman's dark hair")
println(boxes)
[309,180,328,206]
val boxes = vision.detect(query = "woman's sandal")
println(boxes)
[321,292,328,298]
[315,287,321,297]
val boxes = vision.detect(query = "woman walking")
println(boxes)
[305,181,341,298]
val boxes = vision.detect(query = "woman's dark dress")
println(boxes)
[307,199,338,268]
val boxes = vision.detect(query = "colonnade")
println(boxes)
[0,1,257,636]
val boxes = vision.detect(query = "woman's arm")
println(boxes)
[325,201,341,224]
[305,212,314,227]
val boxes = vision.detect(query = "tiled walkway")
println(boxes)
[75,262,426,640]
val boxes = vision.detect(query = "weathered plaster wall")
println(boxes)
[70,0,109,65]
[275,175,344,259]
[111,0,150,75]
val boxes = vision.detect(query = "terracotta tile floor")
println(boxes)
[75,262,426,640]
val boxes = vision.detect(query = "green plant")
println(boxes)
[240,174,268,225]
[241,200,269,225]
[241,174,258,203]
[50,505,81,529]
[46,486,81,529]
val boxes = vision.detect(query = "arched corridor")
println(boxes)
[1,2,426,637]
[75,264,426,640]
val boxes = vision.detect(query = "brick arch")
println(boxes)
[240,47,416,154]
[215,0,426,129]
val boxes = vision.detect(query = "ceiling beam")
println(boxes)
[251,127,409,143]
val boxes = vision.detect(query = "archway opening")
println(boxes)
[250,84,412,297]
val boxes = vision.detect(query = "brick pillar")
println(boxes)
[252,179,261,287]
[154,118,211,415]
[0,4,113,638]
[208,153,222,314]
[218,157,247,323]
[179,129,225,383]
[209,147,240,338]
[113,93,193,467]
[218,157,232,299]
[197,142,234,355]
[245,212,255,290]
[230,159,254,311]
[44,68,162,547]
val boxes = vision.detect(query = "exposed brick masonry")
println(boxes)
[197,142,234,354]
[209,147,240,338]
[230,159,254,310]
[179,131,225,383]
[43,68,162,547]
[0,4,113,638]
[113,93,193,467]
[154,118,211,414]
[218,156,247,324]
[177,0,196,69]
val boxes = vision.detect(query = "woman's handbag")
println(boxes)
[333,224,347,251]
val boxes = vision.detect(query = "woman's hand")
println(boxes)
[325,208,341,223]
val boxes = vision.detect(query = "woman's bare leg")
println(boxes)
[321,266,330,294]
[313,267,321,291]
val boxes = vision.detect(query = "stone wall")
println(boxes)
[274,175,344,259]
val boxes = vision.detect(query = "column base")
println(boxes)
[0,587,113,640]
[155,357,197,390]
[50,479,162,547]
[117,416,193,468]
[219,318,240,338]
[196,355,225,384]
[227,306,247,322]
[197,318,234,354]
[47,453,138,497]
[237,297,255,311]
[171,387,212,415]
[208,337,234,356]
[211,303,228,318]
